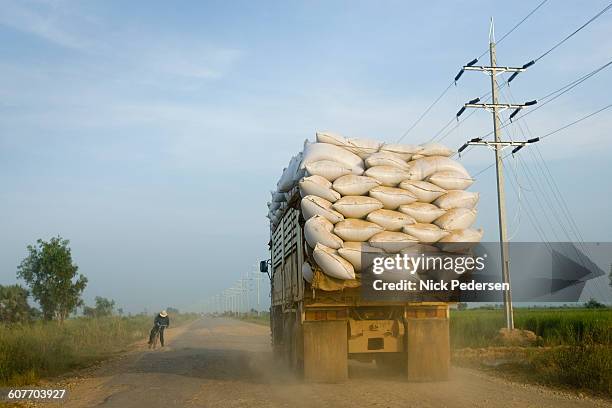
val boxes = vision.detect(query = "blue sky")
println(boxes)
[1,0,611,312]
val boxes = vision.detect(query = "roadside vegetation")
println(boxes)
[0,236,198,386]
[451,305,612,396]
[238,311,270,326]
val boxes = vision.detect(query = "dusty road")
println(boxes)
[42,318,608,408]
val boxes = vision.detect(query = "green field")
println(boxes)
[451,308,612,396]
[0,313,198,386]
[451,308,612,348]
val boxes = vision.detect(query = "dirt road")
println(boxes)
[41,318,607,408]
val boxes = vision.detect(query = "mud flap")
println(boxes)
[405,317,450,381]
[303,320,348,382]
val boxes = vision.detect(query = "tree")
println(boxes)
[0,284,36,323]
[94,296,115,317]
[584,298,606,309]
[17,236,88,323]
[83,297,115,318]
[167,307,179,315]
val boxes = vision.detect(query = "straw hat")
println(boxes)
[159,310,168,317]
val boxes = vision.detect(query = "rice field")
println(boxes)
[450,307,612,348]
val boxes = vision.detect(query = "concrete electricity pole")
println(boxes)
[457,19,539,330]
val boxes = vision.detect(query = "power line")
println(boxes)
[503,157,553,248]
[397,82,454,142]
[504,83,590,252]
[398,1,550,142]
[508,2,612,83]
[536,2,612,62]
[540,103,612,139]
[471,102,612,178]
[466,58,612,144]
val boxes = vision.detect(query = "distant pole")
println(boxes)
[256,269,261,312]
[245,272,250,314]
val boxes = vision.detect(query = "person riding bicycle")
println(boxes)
[148,310,170,347]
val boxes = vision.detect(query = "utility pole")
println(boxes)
[457,19,540,330]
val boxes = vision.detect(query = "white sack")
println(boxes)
[369,186,417,210]
[334,219,383,242]
[299,175,341,203]
[302,262,314,283]
[419,142,454,157]
[332,175,381,196]
[301,195,345,223]
[267,201,281,212]
[365,151,410,170]
[305,160,354,181]
[304,215,343,249]
[379,143,422,160]
[313,243,356,280]
[437,228,484,253]
[316,131,349,146]
[403,223,450,243]
[277,153,303,192]
[345,138,382,159]
[399,180,446,203]
[434,190,480,210]
[337,242,384,272]
[434,208,477,230]
[332,196,384,219]
[369,231,419,253]
[423,156,470,176]
[438,228,484,243]
[365,166,411,187]
[366,209,416,231]
[301,142,364,173]
[271,191,286,202]
[427,171,474,190]
[407,156,470,180]
[398,202,446,223]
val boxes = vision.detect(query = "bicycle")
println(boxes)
[149,323,168,349]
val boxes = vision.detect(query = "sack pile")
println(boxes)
[267,132,483,284]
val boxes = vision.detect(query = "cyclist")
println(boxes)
[148,310,170,348]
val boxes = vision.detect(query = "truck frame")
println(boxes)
[266,191,451,382]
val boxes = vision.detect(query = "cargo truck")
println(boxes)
[262,187,450,382]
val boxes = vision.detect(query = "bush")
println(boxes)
[530,343,611,395]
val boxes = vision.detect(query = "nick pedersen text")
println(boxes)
[372,279,510,292]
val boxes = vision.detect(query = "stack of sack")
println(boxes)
[267,131,483,286]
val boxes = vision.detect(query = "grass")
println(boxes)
[451,308,612,396]
[0,313,198,386]
[450,308,611,348]
[238,313,270,326]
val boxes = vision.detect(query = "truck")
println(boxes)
[262,186,451,382]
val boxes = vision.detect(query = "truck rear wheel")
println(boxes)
[302,320,348,382]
